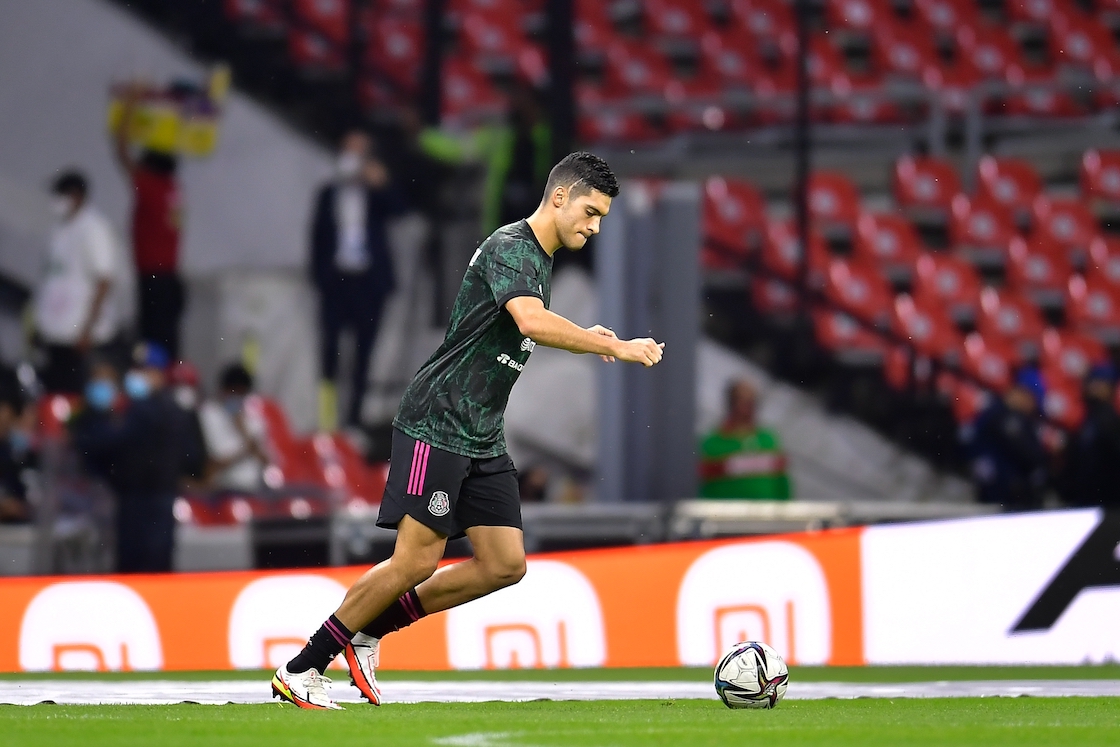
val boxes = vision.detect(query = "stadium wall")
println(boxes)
[0,509,1116,671]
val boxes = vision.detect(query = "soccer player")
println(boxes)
[272,152,664,709]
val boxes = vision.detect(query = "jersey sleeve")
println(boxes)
[482,241,543,308]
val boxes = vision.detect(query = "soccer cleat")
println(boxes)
[271,664,343,710]
[344,632,383,705]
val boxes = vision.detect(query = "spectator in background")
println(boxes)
[968,368,1047,509]
[699,380,792,500]
[168,361,208,488]
[72,344,192,572]
[199,363,268,493]
[1064,364,1120,507]
[33,171,125,393]
[310,129,408,429]
[0,387,35,523]
[115,94,185,359]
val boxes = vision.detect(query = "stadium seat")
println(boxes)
[955,24,1026,81]
[921,58,984,114]
[1004,235,1074,309]
[913,0,981,34]
[823,259,896,327]
[292,0,349,45]
[246,396,324,487]
[828,71,907,125]
[975,156,1044,230]
[223,0,287,32]
[574,0,617,54]
[288,28,346,71]
[872,21,940,83]
[1005,0,1056,25]
[853,212,924,283]
[961,331,1019,391]
[459,10,529,61]
[703,177,768,259]
[976,286,1047,360]
[893,155,962,226]
[643,0,715,40]
[1066,274,1120,344]
[374,0,423,13]
[751,276,800,316]
[761,219,831,286]
[577,111,659,143]
[812,308,888,364]
[441,56,505,122]
[808,171,862,241]
[824,0,890,34]
[949,194,1017,269]
[1040,326,1108,382]
[1031,195,1101,269]
[729,0,797,54]
[1041,376,1086,430]
[892,294,965,362]
[912,251,984,324]
[366,17,424,90]
[1081,149,1120,209]
[1002,70,1086,118]
[1086,235,1120,287]
[1050,12,1120,80]
[944,374,992,424]
[699,29,758,87]
[603,42,674,97]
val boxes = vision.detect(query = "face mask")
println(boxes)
[337,152,363,180]
[222,395,245,416]
[50,196,75,219]
[124,371,151,400]
[8,429,31,456]
[173,386,198,410]
[85,379,117,411]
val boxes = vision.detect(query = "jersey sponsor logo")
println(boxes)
[429,490,451,517]
[20,582,164,671]
[496,353,525,372]
[676,542,833,666]
[520,337,536,353]
[228,576,348,670]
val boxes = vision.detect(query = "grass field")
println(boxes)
[2,667,1119,747]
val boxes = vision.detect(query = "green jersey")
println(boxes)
[395,220,553,458]
[699,427,792,500]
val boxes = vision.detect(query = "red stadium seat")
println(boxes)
[872,21,940,82]
[1002,69,1086,118]
[1081,149,1120,207]
[1041,376,1086,429]
[575,0,617,53]
[577,111,660,143]
[730,0,797,50]
[975,156,1044,229]
[1041,326,1108,382]
[912,251,984,323]
[703,177,768,258]
[700,29,758,86]
[945,374,992,424]
[366,18,424,90]
[643,0,715,39]
[808,171,862,240]
[761,219,831,286]
[825,0,891,34]
[374,0,423,14]
[893,155,962,224]
[224,0,286,32]
[853,212,924,282]
[828,72,907,125]
[1004,235,1074,309]
[893,294,964,361]
[976,287,1047,360]
[1066,274,1120,344]
[1031,196,1101,269]
[459,10,529,60]
[813,308,888,364]
[962,331,1019,391]
[288,28,346,71]
[921,58,984,114]
[603,42,674,97]
[1087,235,1120,287]
[751,276,800,316]
[823,259,896,327]
[949,194,1016,269]
[913,0,980,34]
[956,24,1025,81]
[1051,13,1120,80]
[1005,0,1056,25]
[292,0,349,45]
[245,396,324,487]
[441,56,505,122]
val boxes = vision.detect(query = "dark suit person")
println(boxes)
[311,131,408,428]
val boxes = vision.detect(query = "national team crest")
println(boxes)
[428,491,450,517]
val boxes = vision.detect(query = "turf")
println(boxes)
[3,698,1119,747]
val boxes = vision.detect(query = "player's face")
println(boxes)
[557,189,612,250]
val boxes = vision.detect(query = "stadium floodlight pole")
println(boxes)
[546,0,576,163]
[420,0,446,125]
[793,0,812,316]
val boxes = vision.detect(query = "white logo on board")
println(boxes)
[20,582,163,671]
[429,490,451,517]
[228,575,348,670]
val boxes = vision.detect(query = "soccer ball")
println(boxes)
[714,641,789,709]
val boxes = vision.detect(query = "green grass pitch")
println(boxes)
[2,667,1119,747]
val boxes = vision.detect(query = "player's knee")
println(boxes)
[486,556,526,589]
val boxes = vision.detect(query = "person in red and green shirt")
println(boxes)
[700,380,791,500]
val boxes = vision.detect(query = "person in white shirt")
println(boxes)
[34,171,125,393]
[198,364,269,493]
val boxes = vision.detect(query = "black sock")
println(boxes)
[360,588,427,639]
[286,614,354,674]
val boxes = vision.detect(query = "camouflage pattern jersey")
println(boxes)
[394,220,553,458]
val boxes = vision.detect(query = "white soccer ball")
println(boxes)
[714,641,789,709]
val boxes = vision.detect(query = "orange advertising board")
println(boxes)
[0,528,864,673]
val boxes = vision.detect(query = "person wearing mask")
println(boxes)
[699,380,792,499]
[1064,364,1120,507]
[0,387,35,524]
[198,363,269,493]
[115,92,185,359]
[71,344,189,572]
[968,368,1048,509]
[33,171,125,393]
[168,361,208,489]
[310,129,408,429]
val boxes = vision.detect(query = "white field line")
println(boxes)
[1,679,1119,706]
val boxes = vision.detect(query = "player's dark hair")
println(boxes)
[544,152,619,200]
[51,170,88,198]
[219,363,254,393]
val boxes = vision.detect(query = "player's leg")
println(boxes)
[411,525,527,612]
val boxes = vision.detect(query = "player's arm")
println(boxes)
[505,295,664,367]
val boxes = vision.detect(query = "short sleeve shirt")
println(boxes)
[395,220,553,458]
[131,169,181,273]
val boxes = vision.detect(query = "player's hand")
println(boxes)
[588,324,618,362]
[615,338,665,367]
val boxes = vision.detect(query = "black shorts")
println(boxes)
[376,428,522,539]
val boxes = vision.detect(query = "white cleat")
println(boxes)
[271,664,343,710]
[344,632,383,705]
